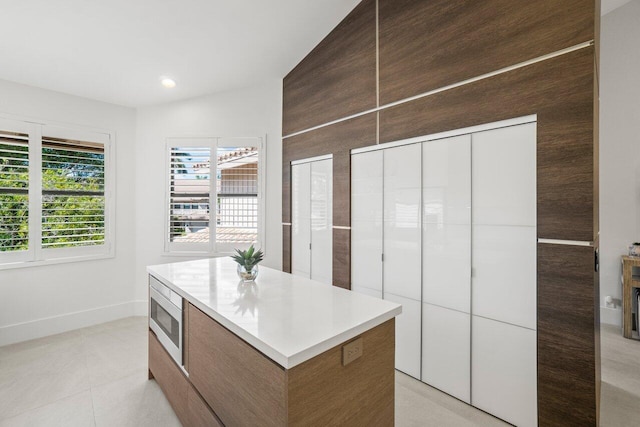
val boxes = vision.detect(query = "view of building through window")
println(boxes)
[169,146,258,246]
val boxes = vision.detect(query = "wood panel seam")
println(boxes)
[283,41,593,140]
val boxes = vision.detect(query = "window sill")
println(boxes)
[161,251,234,258]
[0,252,115,271]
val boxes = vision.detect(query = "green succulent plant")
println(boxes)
[231,244,264,270]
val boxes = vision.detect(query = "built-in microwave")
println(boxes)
[149,276,183,367]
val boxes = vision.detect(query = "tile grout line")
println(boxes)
[80,327,99,427]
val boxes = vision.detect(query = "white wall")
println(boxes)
[599,0,640,325]
[134,80,282,302]
[0,80,138,345]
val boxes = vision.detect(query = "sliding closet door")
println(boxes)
[383,143,421,379]
[310,159,332,285]
[291,163,311,279]
[471,123,537,427]
[351,151,383,298]
[421,135,471,403]
[292,158,333,284]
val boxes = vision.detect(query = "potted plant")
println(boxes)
[231,244,264,281]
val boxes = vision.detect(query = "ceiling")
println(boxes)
[0,0,361,107]
[0,0,630,108]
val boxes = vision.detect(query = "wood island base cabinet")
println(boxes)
[149,330,223,427]
[149,303,396,427]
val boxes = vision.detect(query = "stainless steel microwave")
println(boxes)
[149,276,183,367]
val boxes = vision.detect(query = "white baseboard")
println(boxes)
[600,306,622,327]
[0,300,148,347]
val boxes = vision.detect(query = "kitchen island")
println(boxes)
[147,257,401,426]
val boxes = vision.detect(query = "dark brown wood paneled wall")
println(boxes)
[282,0,376,136]
[538,244,598,426]
[378,0,595,105]
[282,0,599,425]
[379,48,594,242]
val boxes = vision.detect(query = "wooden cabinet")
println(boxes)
[187,385,223,427]
[622,255,640,339]
[188,304,287,426]
[148,331,189,426]
[186,303,395,426]
[149,327,223,427]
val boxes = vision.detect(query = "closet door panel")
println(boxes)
[383,292,421,379]
[310,159,333,285]
[384,144,421,301]
[422,303,470,403]
[472,316,537,427]
[472,123,536,227]
[472,225,537,330]
[422,223,471,313]
[383,220,421,300]
[351,151,383,294]
[422,135,471,312]
[422,135,471,225]
[384,188,421,227]
[351,151,383,223]
[291,163,311,278]
[382,144,422,191]
[351,220,383,294]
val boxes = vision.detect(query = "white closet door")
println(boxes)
[383,144,422,301]
[472,123,536,226]
[472,225,537,329]
[471,123,536,329]
[291,163,311,279]
[422,303,470,403]
[310,159,333,285]
[383,143,421,380]
[384,292,421,379]
[351,151,383,297]
[422,135,471,313]
[472,316,537,427]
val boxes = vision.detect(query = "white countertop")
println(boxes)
[147,257,401,369]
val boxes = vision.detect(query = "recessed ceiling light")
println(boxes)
[161,77,176,88]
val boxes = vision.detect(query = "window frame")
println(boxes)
[164,136,265,256]
[0,116,115,270]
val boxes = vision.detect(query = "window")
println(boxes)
[166,137,263,254]
[0,117,113,267]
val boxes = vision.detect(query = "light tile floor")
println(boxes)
[600,323,640,427]
[0,317,638,426]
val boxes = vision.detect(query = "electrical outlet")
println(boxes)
[342,337,363,366]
